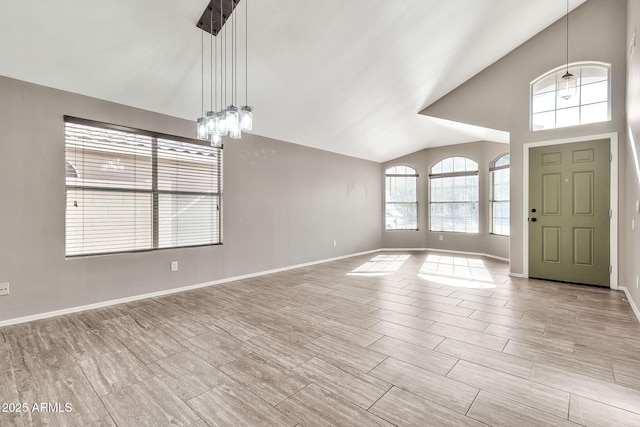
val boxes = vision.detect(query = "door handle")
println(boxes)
[531,218,537,222]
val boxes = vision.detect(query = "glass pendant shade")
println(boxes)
[559,71,577,100]
[229,126,242,140]
[240,106,253,131]
[226,105,240,134]
[215,110,228,136]
[211,132,222,148]
[205,111,216,135]
[196,117,208,140]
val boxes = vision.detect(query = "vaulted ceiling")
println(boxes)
[0,0,585,162]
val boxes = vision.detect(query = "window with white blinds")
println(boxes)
[490,153,510,236]
[385,165,418,230]
[65,118,222,257]
[429,157,479,233]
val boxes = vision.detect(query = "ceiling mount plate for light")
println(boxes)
[197,0,241,35]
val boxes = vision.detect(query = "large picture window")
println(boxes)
[429,157,478,233]
[490,153,510,236]
[385,165,418,230]
[531,62,610,131]
[65,118,222,257]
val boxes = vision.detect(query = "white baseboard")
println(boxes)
[509,272,528,278]
[0,249,379,328]
[380,247,430,251]
[619,287,640,322]
[381,247,509,263]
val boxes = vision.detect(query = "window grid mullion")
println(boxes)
[152,137,159,249]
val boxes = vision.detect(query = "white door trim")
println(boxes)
[522,132,619,289]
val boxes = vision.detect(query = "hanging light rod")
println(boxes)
[559,0,576,101]
[196,0,241,36]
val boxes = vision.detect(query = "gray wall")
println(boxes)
[421,0,628,279]
[625,0,640,309]
[382,141,510,260]
[0,76,381,323]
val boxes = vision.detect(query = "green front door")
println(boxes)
[529,139,610,287]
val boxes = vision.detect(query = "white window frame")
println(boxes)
[385,165,419,231]
[64,116,223,257]
[489,153,510,236]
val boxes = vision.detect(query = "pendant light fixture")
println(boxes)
[196,0,252,142]
[559,0,576,101]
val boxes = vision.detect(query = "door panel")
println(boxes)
[542,152,562,165]
[529,139,610,286]
[572,148,594,163]
[573,171,593,215]
[542,227,561,263]
[573,228,593,266]
[542,174,561,215]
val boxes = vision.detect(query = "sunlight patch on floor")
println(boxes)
[347,254,411,277]
[418,254,498,289]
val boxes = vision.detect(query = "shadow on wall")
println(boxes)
[236,146,278,165]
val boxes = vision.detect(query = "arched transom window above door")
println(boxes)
[531,62,610,131]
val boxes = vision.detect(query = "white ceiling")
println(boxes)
[0,0,585,162]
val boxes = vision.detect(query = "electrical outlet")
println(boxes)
[439,235,444,241]
[0,283,9,296]
[171,261,178,272]
[333,240,337,247]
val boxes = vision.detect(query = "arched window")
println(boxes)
[490,154,510,236]
[385,165,418,230]
[531,62,610,131]
[429,157,478,233]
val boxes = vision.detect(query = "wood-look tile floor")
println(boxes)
[2,251,640,426]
